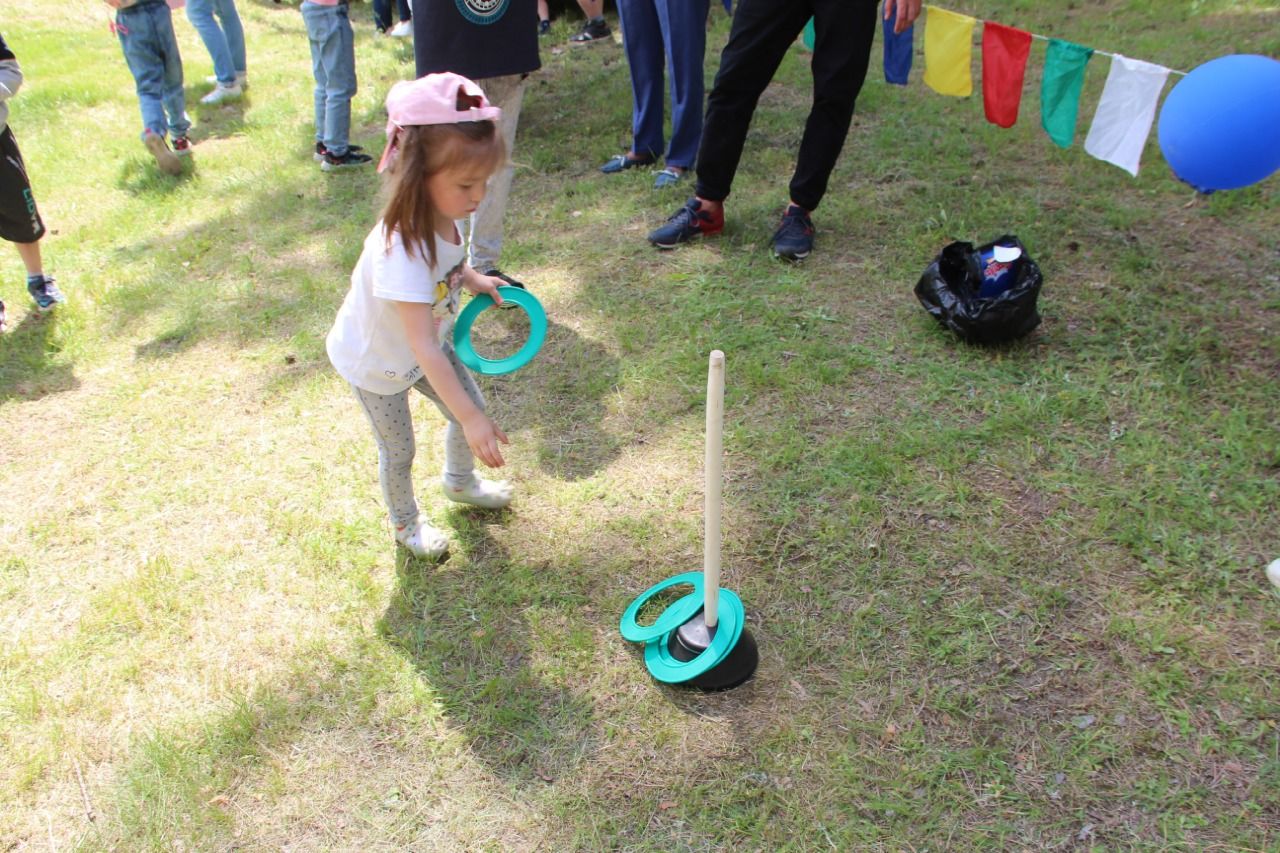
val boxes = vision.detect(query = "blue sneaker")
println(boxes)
[647,197,724,249]
[27,275,65,311]
[771,205,814,261]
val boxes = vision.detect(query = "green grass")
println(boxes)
[2,0,1279,849]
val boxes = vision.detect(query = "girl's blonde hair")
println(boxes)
[380,121,507,268]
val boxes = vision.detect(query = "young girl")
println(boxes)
[327,73,515,560]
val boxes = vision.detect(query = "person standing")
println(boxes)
[301,0,372,169]
[105,0,194,176]
[413,0,540,289]
[648,0,921,260]
[0,31,63,331]
[186,0,248,104]
[599,0,709,189]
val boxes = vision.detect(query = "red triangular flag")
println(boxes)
[982,21,1033,128]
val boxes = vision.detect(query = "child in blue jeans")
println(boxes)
[0,31,63,331]
[105,0,193,176]
[301,0,372,170]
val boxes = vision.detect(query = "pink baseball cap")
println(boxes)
[378,73,504,172]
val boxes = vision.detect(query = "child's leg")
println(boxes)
[116,6,172,138]
[155,6,190,138]
[300,2,357,156]
[0,127,46,257]
[351,384,451,558]
[411,345,513,508]
[351,384,421,528]
[15,241,42,277]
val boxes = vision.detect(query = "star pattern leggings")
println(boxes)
[351,343,484,528]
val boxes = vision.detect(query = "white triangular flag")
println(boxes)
[1084,54,1171,177]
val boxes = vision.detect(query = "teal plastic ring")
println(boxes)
[643,588,745,684]
[618,571,705,644]
[453,286,547,375]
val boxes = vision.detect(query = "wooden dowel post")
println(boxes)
[704,350,724,628]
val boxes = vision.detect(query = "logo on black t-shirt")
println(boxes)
[455,0,510,25]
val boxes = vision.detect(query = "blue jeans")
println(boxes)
[301,2,357,156]
[617,0,709,168]
[115,1,190,140]
[186,0,247,85]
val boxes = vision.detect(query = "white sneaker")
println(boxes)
[389,20,413,37]
[200,82,243,105]
[442,476,513,509]
[205,72,248,88]
[395,518,449,560]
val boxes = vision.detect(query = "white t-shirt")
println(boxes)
[327,221,467,394]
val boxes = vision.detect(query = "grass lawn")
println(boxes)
[2,0,1278,848]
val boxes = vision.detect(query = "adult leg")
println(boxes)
[467,73,524,274]
[186,0,236,84]
[788,0,877,211]
[656,0,709,169]
[395,0,411,23]
[618,0,666,160]
[693,0,811,202]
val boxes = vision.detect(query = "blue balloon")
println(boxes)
[1157,54,1280,192]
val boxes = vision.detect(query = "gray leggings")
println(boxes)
[352,343,485,528]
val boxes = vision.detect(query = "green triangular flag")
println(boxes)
[1041,38,1094,148]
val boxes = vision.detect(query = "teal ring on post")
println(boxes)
[643,588,745,684]
[453,286,547,375]
[618,571,704,644]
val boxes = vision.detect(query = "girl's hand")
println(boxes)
[461,413,509,468]
[461,265,505,306]
[884,0,922,34]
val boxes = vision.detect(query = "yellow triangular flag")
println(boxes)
[924,6,976,97]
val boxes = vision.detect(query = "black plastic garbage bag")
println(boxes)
[914,234,1043,344]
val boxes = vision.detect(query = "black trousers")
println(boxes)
[694,0,879,211]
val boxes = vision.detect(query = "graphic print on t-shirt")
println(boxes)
[454,0,511,25]
[430,259,466,331]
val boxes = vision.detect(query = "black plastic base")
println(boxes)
[667,612,759,691]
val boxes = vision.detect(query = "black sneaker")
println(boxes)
[570,17,610,44]
[27,275,66,311]
[647,197,724,249]
[538,18,551,36]
[483,269,528,291]
[321,148,373,171]
[314,141,365,162]
[0,299,6,333]
[771,204,814,261]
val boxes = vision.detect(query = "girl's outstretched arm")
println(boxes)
[395,300,509,468]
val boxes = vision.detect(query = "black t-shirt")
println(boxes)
[413,0,540,81]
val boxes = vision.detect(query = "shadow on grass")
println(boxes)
[114,154,199,198]
[0,308,79,402]
[477,314,625,480]
[378,519,601,781]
